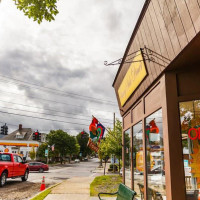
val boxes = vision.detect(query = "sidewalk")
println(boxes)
[44,176,115,200]
[44,176,94,200]
[44,164,116,200]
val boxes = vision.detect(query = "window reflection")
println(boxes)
[124,129,131,188]
[180,100,200,200]
[133,121,144,200]
[146,109,166,200]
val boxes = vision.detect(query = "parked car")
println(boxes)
[28,162,49,173]
[0,153,29,187]
[149,165,165,175]
[74,159,80,163]
[83,157,88,161]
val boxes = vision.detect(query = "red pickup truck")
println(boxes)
[0,153,29,187]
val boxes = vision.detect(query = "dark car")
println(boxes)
[28,162,49,173]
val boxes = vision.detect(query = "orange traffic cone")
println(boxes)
[40,176,46,191]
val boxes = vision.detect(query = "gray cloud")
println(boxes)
[0,0,145,135]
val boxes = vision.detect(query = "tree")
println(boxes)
[98,119,122,174]
[66,135,80,163]
[29,147,36,160]
[107,119,122,174]
[6,0,59,24]
[98,139,110,175]
[47,129,69,164]
[37,143,48,160]
[76,132,92,158]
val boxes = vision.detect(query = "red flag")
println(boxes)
[89,117,98,135]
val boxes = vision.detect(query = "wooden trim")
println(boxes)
[161,73,186,200]
[142,117,148,200]
[122,130,125,184]
[178,94,200,102]
[130,127,134,190]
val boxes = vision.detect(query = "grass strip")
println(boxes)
[31,187,51,200]
[90,175,122,197]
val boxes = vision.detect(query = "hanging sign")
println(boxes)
[118,50,147,106]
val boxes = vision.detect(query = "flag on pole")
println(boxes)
[88,116,105,152]
[97,123,105,142]
[89,117,98,139]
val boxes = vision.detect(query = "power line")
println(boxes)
[0,99,114,121]
[0,89,115,113]
[0,105,112,125]
[0,110,90,126]
[0,122,86,134]
[0,78,117,106]
[0,74,117,104]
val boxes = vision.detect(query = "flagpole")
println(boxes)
[91,115,123,146]
[92,115,109,132]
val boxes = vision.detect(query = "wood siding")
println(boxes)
[114,0,200,116]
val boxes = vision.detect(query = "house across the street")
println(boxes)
[0,124,46,160]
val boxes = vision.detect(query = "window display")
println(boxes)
[133,121,144,200]
[124,128,131,188]
[180,100,200,199]
[145,109,166,199]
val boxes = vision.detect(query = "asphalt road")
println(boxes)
[0,158,100,200]
[29,158,100,184]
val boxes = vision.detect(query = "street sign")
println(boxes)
[45,149,48,157]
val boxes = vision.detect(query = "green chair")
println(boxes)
[98,183,137,200]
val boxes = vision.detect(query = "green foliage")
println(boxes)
[98,139,109,161]
[47,130,80,163]
[30,147,36,160]
[100,119,122,160]
[47,130,69,158]
[67,136,80,160]
[98,119,122,174]
[37,143,47,159]
[13,0,59,24]
[90,175,122,196]
[76,132,92,157]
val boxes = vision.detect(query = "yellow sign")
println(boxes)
[118,51,147,106]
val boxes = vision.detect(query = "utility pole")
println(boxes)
[113,112,116,173]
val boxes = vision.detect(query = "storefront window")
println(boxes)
[180,100,200,199]
[145,109,166,199]
[124,128,131,188]
[133,121,144,200]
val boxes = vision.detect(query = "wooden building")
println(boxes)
[112,0,200,199]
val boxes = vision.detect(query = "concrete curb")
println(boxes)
[29,181,62,200]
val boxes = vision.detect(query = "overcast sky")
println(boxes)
[0,0,145,135]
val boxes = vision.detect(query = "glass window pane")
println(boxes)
[0,154,11,161]
[145,109,166,199]
[13,155,18,162]
[17,156,23,163]
[180,100,200,199]
[133,121,144,200]
[125,129,131,188]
